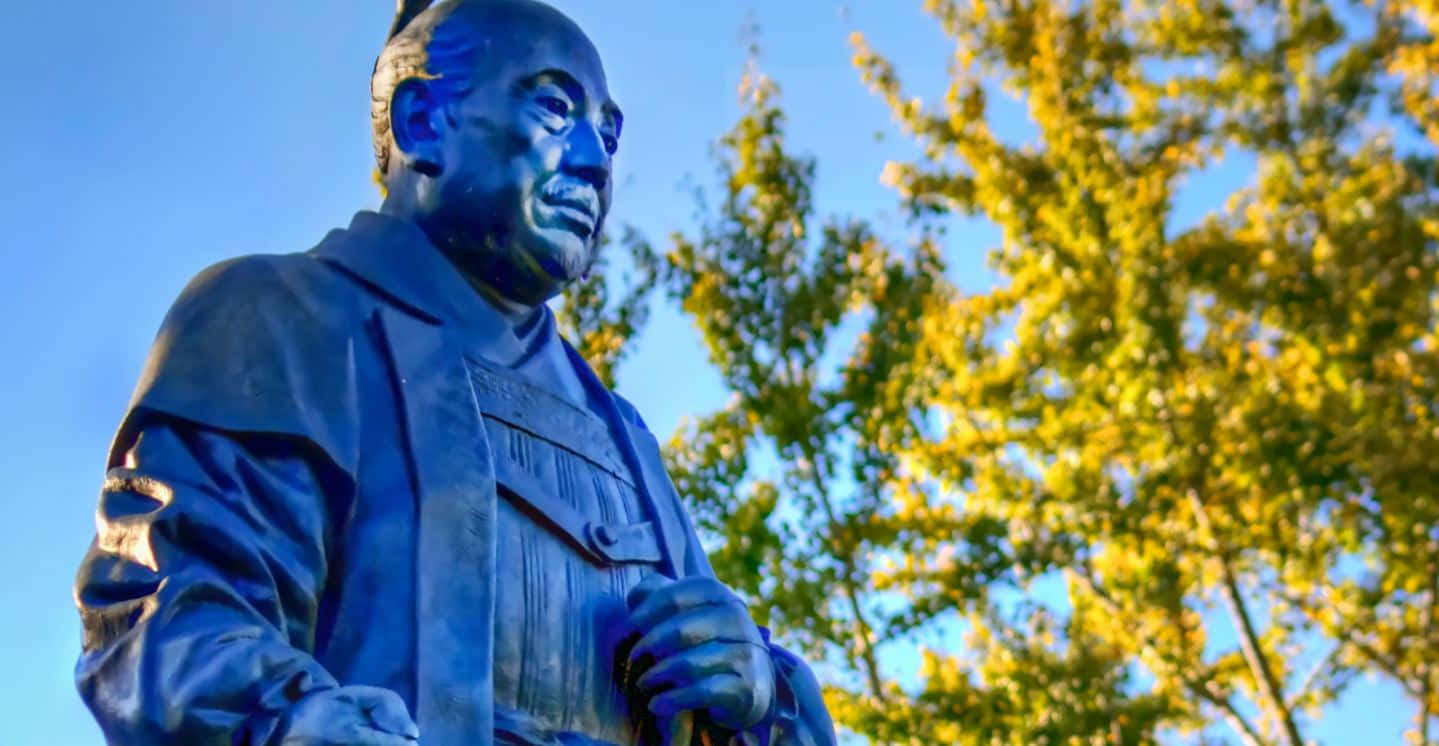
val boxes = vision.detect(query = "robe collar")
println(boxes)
[316,210,689,577]
[311,210,561,366]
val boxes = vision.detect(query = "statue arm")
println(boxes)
[74,418,343,745]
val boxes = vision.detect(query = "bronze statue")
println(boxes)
[73,2,836,745]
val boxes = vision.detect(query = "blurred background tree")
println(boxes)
[569,0,1439,743]
[658,52,1182,746]
[843,0,1439,742]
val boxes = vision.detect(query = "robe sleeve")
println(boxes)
[741,629,837,746]
[75,421,342,745]
[74,254,363,745]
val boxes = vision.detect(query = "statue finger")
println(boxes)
[629,603,758,665]
[647,673,748,720]
[625,573,675,612]
[626,575,744,635]
[635,639,748,694]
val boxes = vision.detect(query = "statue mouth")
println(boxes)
[539,185,599,238]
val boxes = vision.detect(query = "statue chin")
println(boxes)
[441,221,594,305]
[523,226,595,286]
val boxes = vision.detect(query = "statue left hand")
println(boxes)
[622,575,776,731]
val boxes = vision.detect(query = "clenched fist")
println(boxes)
[621,575,775,733]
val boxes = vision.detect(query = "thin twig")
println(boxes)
[1288,641,1344,710]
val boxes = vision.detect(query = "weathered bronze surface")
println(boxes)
[72,2,836,745]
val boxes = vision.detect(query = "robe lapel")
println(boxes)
[560,341,691,580]
[623,420,704,577]
[376,305,496,746]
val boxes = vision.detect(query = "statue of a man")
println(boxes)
[72,2,836,744]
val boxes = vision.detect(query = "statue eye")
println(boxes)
[538,95,570,118]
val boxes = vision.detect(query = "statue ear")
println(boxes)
[390,77,446,177]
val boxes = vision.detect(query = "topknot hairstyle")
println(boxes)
[370,0,484,177]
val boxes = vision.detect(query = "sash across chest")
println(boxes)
[466,357,662,568]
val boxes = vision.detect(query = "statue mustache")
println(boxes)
[540,180,601,219]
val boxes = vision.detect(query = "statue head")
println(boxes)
[372,0,622,313]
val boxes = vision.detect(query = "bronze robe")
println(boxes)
[74,211,834,746]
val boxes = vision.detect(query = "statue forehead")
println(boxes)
[449,1,610,97]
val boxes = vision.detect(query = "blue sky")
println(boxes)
[0,1,1412,743]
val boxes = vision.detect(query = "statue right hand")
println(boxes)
[276,685,420,745]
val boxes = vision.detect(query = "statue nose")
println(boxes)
[562,121,610,191]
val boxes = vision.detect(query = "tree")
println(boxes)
[654,1,1439,744]
[661,54,1179,745]
[845,0,1439,742]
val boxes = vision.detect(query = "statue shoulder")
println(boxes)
[170,252,356,324]
[608,390,650,433]
[112,252,366,475]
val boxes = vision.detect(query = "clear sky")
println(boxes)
[0,1,1410,744]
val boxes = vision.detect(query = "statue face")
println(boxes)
[394,4,622,307]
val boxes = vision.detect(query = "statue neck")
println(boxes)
[467,274,546,333]
[378,190,554,328]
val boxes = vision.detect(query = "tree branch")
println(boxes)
[1073,567,1264,746]
[1279,588,1423,701]
[1186,489,1306,746]
[1415,561,1438,746]
[801,443,887,705]
[1201,680,1267,746]
[1217,559,1305,746]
